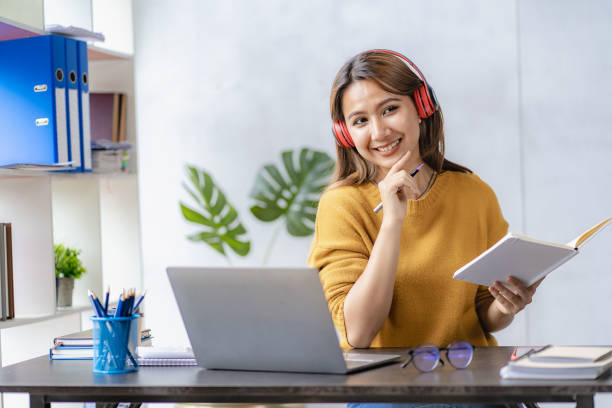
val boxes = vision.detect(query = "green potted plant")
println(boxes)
[54,244,87,308]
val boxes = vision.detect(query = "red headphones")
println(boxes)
[332,49,439,148]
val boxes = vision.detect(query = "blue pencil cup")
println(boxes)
[91,314,139,374]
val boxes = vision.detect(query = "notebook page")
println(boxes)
[530,346,612,363]
[567,216,612,248]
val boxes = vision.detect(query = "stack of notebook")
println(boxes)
[500,346,612,380]
[50,328,152,360]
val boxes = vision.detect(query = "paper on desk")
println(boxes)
[137,346,194,359]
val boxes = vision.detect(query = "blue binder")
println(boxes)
[76,40,92,172]
[0,35,70,166]
[65,37,82,170]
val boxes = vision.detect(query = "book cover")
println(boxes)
[54,328,152,347]
[50,345,93,359]
[454,216,611,287]
[5,223,14,319]
[0,223,11,320]
[90,93,126,142]
[90,93,115,142]
[49,336,152,360]
[112,93,120,142]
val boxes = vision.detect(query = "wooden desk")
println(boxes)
[0,347,610,408]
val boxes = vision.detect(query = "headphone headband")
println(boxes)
[365,49,428,87]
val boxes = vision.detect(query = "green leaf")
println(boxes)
[180,203,215,227]
[249,147,334,237]
[219,206,239,226]
[222,236,251,256]
[250,205,283,222]
[282,151,299,184]
[181,165,250,258]
[54,243,87,279]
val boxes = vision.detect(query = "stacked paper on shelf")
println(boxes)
[500,346,612,380]
[45,25,105,42]
[0,162,73,171]
[91,140,131,173]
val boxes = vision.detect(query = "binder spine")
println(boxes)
[65,38,81,169]
[81,93,92,170]
[51,35,69,163]
[77,41,92,171]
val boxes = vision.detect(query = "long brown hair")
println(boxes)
[328,51,470,188]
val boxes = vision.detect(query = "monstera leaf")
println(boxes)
[180,165,250,257]
[249,147,334,237]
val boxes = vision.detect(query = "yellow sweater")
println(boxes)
[308,171,508,349]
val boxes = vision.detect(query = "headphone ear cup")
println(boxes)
[415,85,435,118]
[420,85,435,117]
[333,121,355,148]
[413,88,428,119]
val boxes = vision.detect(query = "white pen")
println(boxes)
[373,163,424,213]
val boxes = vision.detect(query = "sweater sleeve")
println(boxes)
[307,188,371,348]
[475,180,509,312]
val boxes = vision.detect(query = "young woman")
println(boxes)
[308,49,541,352]
[308,49,541,408]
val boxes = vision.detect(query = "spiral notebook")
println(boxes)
[137,346,196,366]
[137,358,197,366]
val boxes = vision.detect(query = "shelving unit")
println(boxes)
[0,1,140,392]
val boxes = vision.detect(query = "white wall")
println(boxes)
[518,1,612,346]
[132,0,612,355]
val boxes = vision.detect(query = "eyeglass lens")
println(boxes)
[446,340,474,369]
[412,344,440,372]
[404,341,474,372]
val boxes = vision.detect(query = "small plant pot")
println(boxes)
[56,277,75,308]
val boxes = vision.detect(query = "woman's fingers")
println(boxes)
[381,172,420,199]
[489,286,519,315]
[503,277,532,301]
[388,151,412,175]
[489,275,539,316]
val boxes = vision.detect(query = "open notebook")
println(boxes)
[454,216,612,287]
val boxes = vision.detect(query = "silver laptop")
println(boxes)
[166,266,401,374]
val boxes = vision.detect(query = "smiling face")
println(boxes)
[341,79,422,181]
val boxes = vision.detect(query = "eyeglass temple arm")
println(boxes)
[400,355,414,368]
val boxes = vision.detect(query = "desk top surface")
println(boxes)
[0,347,611,403]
